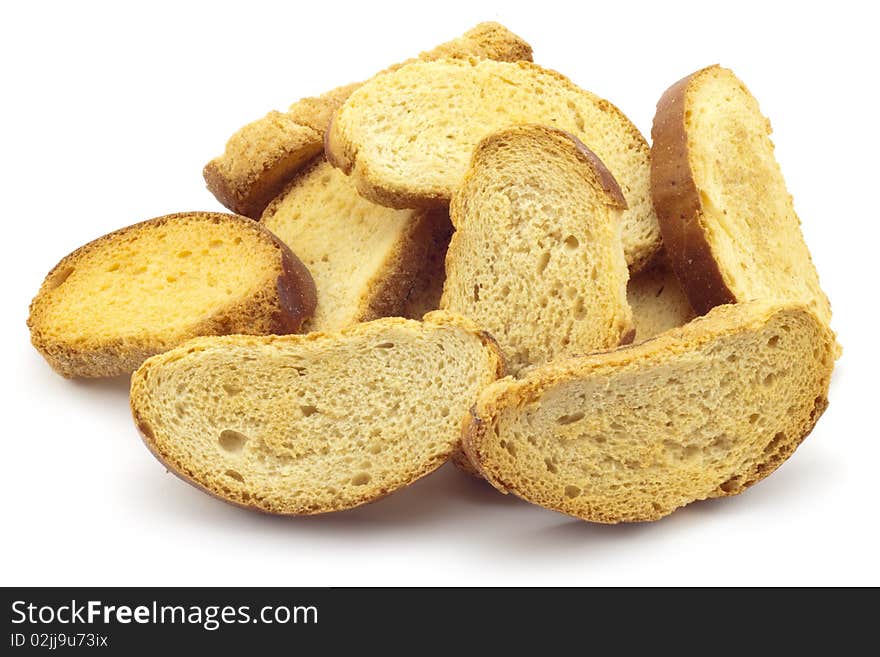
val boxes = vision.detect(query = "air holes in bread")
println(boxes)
[564,485,581,498]
[375,342,394,349]
[47,266,75,291]
[218,429,248,452]
[500,440,517,457]
[765,431,786,455]
[719,477,741,494]
[225,469,245,482]
[300,405,318,417]
[556,412,585,425]
[351,472,371,486]
[563,235,579,250]
[536,251,550,274]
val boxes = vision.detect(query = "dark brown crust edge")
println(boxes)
[203,142,323,219]
[650,66,736,316]
[559,129,628,209]
[28,212,316,377]
[269,230,317,334]
[358,209,448,321]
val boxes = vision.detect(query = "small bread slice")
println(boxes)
[28,212,316,378]
[326,58,661,271]
[651,65,832,329]
[441,125,633,374]
[627,256,695,343]
[130,313,505,515]
[464,301,834,523]
[204,22,532,218]
[261,157,450,331]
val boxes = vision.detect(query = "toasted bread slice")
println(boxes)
[261,157,449,331]
[401,212,453,320]
[326,58,661,271]
[441,125,633,373]
[464,302,834,523]
[627,256,695,343]
[130,312,505,515]
[28,212,316,378]
[204,22,532,218]
[651,66,832,330]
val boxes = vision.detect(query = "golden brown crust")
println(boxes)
[206,23,533,217]
[560,129,628,209]
[413,21,533,65]
[203,112,328,219]
[286,83,362,132]
[28,212,316,378]
[650,66,741,315]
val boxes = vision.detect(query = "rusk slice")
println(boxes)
[326,58,661,271]
[651,65,832,329]
[28,212,316,378]
[261,157,450,331]
[627,257,695,343]
[401,213,453,320]
[204,22,532,218]
[131,313,505,515]
[441,125,633,373]
[464,302,834,523]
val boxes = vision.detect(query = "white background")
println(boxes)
[2,0,878,586]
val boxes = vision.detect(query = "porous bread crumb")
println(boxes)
[464,301,835,523]
[627,257,695,343]
[131,313,505,514]
[262,158,448,331]
[442,125,632,374]
[326,58,661,271]
[204,22,532,218]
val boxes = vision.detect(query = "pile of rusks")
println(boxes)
[28,23,838,523]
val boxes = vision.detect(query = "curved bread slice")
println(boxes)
[131,313,505,515]
[28,212,316,378]
[261,157,449,331]
[203,84,357,219]
[464,302,834,523]
[651,66,832,329]
[326,58,661,271]
[442,125,633,373]
[204,22,532,218]
[627,256,695,343]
